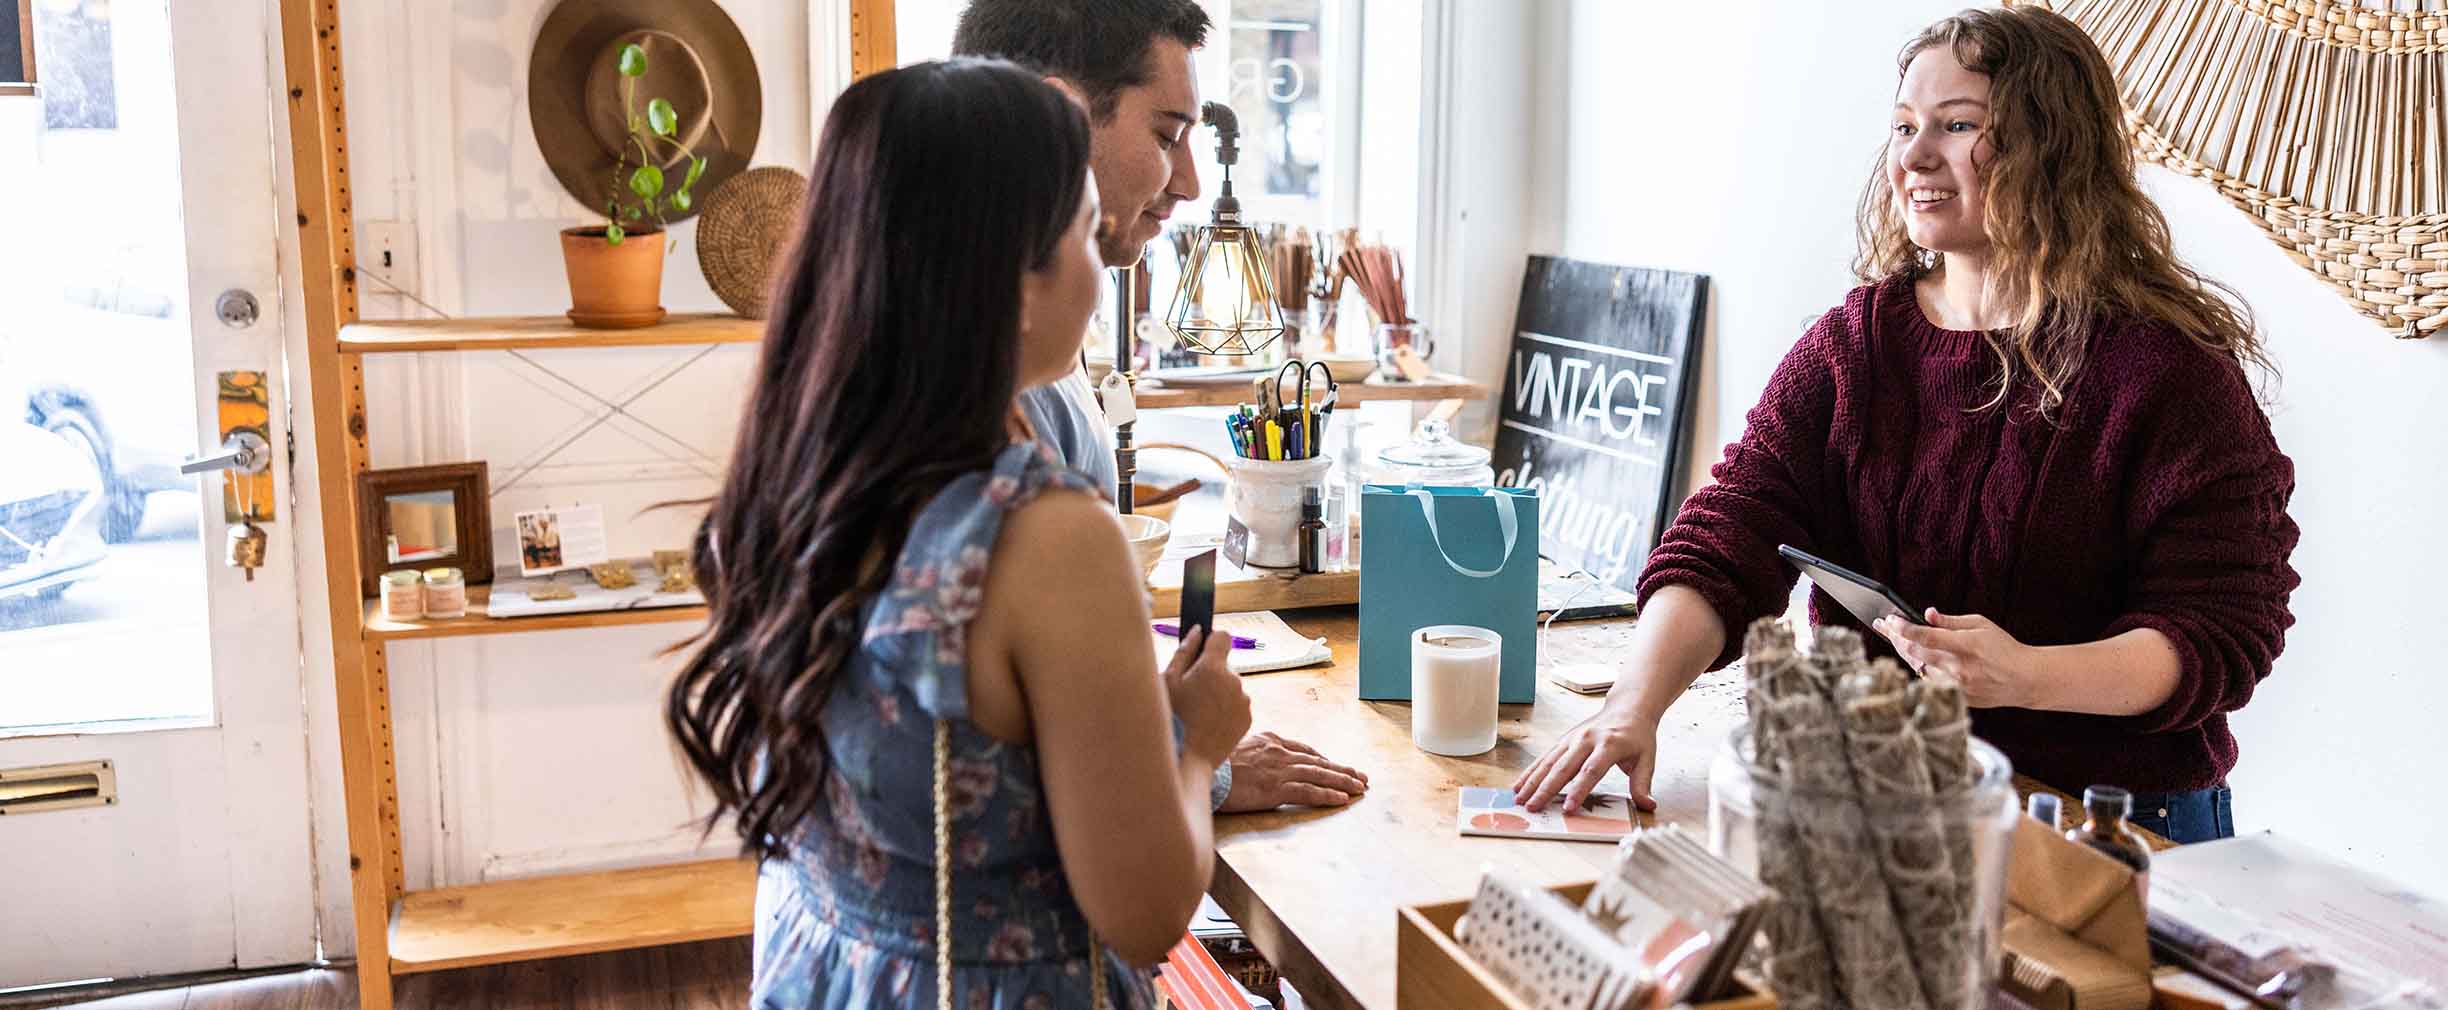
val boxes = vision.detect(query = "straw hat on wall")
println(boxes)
[528,0,762,225]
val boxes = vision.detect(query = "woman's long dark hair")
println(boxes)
[666,59,1091,858]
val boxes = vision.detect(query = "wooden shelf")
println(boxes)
[363,584,705,640]
[364,566,1358,636]
[1132,373,1486,410]
[1147,566,1358,618]
[388,858,754,974]
[338,313,762,354]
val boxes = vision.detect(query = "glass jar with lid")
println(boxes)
[1347,418,1495,563]
[1371,418,1494,488]
[421,567,468,619]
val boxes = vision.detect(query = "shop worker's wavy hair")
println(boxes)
[1853,6,2270,419]
[664,59,1089,859]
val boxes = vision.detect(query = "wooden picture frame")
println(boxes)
[5,0,38,92]
[354,462,492,597]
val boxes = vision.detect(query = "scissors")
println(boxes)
[1269,360,1336,418]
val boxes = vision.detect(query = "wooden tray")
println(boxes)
[1398,881,1777,1010]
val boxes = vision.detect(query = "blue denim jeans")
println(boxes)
[2126,784,2235,845]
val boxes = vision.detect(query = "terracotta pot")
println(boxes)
[559,226,668,329]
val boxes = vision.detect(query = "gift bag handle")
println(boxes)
[1407,488,1519,579]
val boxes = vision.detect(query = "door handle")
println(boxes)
[181,431,272,476]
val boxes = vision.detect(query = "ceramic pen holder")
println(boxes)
[1226,455,1332,568]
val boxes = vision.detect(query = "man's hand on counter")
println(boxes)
[1218,732,1370,812]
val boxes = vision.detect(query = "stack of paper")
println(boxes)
[1452,826,1775,1009]
[1581,825,1775,1005]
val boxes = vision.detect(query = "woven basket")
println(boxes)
[693,165,807,319]
[2017,0,2448,337]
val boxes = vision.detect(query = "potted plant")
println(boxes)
[560,42,708,329]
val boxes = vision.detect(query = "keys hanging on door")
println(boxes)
[182,428,273,581]
[225,516,269,580]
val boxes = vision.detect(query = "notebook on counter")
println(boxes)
[1457,785,1638,842]
[1151,610,1333,675]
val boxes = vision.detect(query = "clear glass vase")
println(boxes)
[1709,727,2020,1010]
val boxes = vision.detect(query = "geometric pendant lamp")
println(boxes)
[1164,102,1286,357]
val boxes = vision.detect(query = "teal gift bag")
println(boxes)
[1359,485,1539,702]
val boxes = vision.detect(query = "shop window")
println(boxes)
[1224,0,1326,207]
[31,0,113,129]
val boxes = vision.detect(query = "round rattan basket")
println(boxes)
[694,165,807,318]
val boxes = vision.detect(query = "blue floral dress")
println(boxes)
[751,441,1153,1010]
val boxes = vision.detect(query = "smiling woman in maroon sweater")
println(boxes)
[1514,8,2299,845]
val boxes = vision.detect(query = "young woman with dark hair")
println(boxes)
[665,59,1248,1008]
[1514,7,2299,845]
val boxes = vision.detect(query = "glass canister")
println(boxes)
[421,567,468,619]
[1372,418,1494,488]
[1373,321,1435,374]
[1709,727,2020,1010]
[1348,418,1497,561]
[379,569,424,621]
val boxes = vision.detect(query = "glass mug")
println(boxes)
[1373,322,1434,374]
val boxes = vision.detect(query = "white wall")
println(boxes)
[304,0,812,954]
[1534,0,2448,896]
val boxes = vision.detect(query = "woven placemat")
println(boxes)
[694,165,806,318]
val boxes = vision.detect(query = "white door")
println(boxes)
[0,0,314,987]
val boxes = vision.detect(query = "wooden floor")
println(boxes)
[12,940,750,1010]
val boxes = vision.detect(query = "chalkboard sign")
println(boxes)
[1491,257,1707,595]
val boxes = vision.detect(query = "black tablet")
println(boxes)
[1777,544,1927,631]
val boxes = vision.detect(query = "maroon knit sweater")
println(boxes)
[1642,278,2300,794]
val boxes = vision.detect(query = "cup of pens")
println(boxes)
[1224,361,1340,569]
[1226,457,1331,568]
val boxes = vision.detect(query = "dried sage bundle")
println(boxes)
[1837,658,1970,1010]
[1742,622,1841,1010]
[1741,619,1985,1010]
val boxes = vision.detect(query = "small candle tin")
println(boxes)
[421,566,467,619]
[379,569,425,621]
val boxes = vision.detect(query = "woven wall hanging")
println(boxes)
[2012,0,2448,338]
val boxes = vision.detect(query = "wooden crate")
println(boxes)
[1398,881,1777,1010]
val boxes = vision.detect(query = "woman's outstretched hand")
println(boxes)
[1509,704,1661,814]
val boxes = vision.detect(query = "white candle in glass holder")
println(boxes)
[1411,625,1501,756]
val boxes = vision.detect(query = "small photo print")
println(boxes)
[517,512,562,571]
[511,504,610,577]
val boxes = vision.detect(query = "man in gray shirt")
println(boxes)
[963,0,1369,813]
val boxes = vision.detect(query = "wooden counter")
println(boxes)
[1212,609,1737,1010]
[1216,610,2151,1010]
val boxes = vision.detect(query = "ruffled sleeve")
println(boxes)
[858,441,1103,720]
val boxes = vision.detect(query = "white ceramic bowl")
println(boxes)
[1116,513,1171,582]
[1309,355,1377,384]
